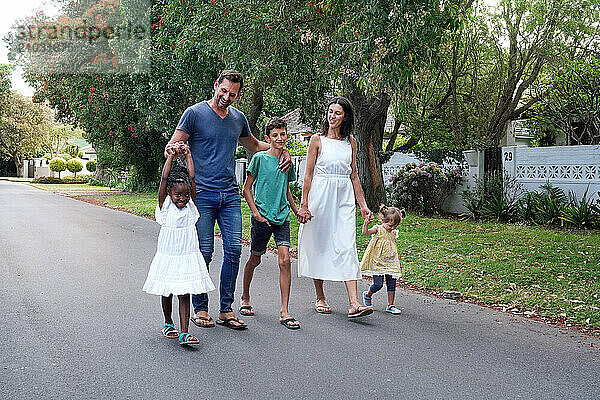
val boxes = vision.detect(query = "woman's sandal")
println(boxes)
[178,332,200,345]
[314,300,332,314]
[161,323,178,338]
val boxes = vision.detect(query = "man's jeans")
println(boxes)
[192,189,242,314]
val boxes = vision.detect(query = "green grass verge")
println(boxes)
[30,183,116,191]
[1,177,33,182]
[74,191,600,331]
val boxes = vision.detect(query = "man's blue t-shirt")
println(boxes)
[176,101,251,192]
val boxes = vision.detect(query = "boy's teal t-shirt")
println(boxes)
[247,151,296,225]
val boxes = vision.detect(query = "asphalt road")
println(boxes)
[1,181,599,400]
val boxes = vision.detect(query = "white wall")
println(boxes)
[503,145,600,201]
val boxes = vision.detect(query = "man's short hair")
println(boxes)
[265,117,287,137]
[217,70,244,90]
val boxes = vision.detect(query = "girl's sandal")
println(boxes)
[178,332,200,345]
[161,323,179,339]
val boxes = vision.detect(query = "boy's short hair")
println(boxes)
[217,69,244,90]
[265,117,287,137]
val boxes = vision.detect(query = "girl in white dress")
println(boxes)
[143,143,215,345]
[297,97,374,318]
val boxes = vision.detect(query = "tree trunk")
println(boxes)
[344,81,390,210]
[12,153,22,178]
[384,119,401,152]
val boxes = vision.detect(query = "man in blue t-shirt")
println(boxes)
[165,70,290,330]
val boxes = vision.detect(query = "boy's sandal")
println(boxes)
[191,315,215,328]
[386,305,402,314]
[216,317,248,330]
[161,323,178,338]
[362,291,372,307]
[178,332,200,345]
[239,305,255,316]
[280,318,300,330]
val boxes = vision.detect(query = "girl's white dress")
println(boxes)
[143,196,215,296]
[298,135,361,281]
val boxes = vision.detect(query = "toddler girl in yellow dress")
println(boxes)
[360,205,406,314]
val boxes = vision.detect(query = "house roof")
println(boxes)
[282,108,315,136]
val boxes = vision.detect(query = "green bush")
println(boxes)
[58,153,72,161]
[31,176,63,184]
[63,175,91,184]
[461,172,522,222]
[66,159,83,177]
[388,162,463,215]
[49,158,67,178]
[560,188,600,229]
[86,160,97,172]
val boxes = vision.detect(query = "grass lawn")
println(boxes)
[1,177,33,182]
[74,191,600,332]
[30,183,117,191]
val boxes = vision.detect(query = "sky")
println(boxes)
[1,0,59,96]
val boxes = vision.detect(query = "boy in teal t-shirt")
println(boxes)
[240,117,300,330]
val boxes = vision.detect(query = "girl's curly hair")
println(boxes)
[167,165,192,190]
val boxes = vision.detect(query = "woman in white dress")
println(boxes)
[297,97,374,318]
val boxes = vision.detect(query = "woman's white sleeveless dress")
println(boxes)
[297,135,361,281]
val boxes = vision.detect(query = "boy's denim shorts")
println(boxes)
[250,217,291,256]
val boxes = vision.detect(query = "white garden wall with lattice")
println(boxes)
[502,145,600,201]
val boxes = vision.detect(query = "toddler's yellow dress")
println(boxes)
[360,225,402,279]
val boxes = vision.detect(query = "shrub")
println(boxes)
[66,159,83,177]
[58,153,72,161]
[533,182,567,226]
[49,158,67,178]
[31,176,63,184]
[387,162,463,215]
[461,172,522,222]
[560,188,600,229]
[86,160,97,172]
[289,181,302,204]
[287,135,309,156]
[63,175,91,184]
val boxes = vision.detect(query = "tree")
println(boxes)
[44,124,83,160]
[529,57,600,145]
[164,0,462,208]
[0,91,52,174]
[86,160,97,172]
[66,158,83,177]
[49,157,67,178]
[0,64,12,120]
[482,0,600,145]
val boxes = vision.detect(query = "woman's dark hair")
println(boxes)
[320,96,355,140]
[167,165,192,191]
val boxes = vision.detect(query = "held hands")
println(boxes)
[165,141,190,157]
[297,205,313,224]
[360,207,373,223]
